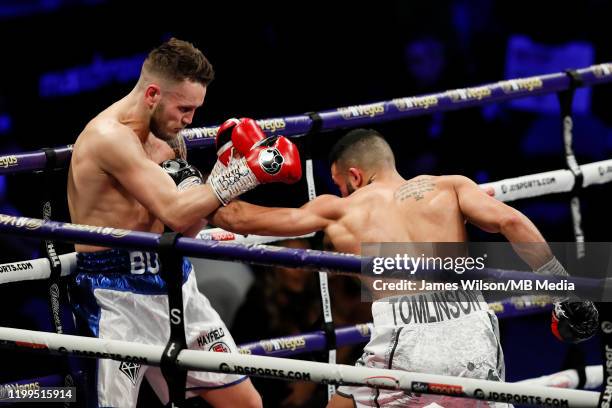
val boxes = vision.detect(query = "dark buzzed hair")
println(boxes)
[329,128,395,170]
[142,37,215,85]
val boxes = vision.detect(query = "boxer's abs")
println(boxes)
[68,162,163,252]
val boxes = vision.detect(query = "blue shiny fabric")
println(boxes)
[70,249,192,337]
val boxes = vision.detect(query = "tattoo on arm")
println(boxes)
[394,178,436,202]
[168,135,187,160]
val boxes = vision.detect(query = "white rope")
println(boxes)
[0,327,599,407]
[195,227,313,245]
[482,158,612,202]
[519,365,602,390]
[306,158,338,399]
[0,253,75,284]
[305,159,317,201]
[581,159,612,187]
[317,269,336,400]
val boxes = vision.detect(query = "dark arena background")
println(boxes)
[0,1,611,407]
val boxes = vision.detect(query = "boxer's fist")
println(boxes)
[162,159,204,191]
[215,118,240,167]
[245,136,301,184]
[230,118,266,155]
[209,118,266,180]
[207,136,302,205]
[551,300,599,343]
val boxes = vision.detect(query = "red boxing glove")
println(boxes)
[207,135,302,205]
[245,136,301,184]
[215,118,240,167]
[209,118,266,180]
[231,118,266,155]
[551,300,599,343]
[216,117,266,159]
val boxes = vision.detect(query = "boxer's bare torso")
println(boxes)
[213,172,550,270]
[68,99,175,252]
[319,175,468,254]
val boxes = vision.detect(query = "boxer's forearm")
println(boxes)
[500,211,554,270]
[209,200,326,236]
[160,184,221,233]
[208,201,283,235]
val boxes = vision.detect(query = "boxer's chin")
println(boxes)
[150,119,176,142]
[150,104,179,141]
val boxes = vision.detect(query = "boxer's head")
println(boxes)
[137,38,214,143]
[329,129,395,197]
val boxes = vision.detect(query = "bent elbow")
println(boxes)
[159,205,192,234]
[164,217,191,234]
[499,212,522,235]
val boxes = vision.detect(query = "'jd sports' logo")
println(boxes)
[473,388,486,399]
[120,362,141,386]
[599,166,612,176]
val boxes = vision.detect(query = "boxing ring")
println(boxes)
[0,63,611,407]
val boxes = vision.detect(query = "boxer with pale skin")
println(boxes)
[68,54,214,248]
[68,38,301,408]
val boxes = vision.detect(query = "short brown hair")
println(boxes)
[143,37,214,85]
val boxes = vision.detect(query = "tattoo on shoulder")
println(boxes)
[394,178,436,202]
[168,136,187,160]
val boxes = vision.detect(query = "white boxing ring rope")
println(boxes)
[194,227,313,244]
[482,158,612,202]
[519,366,603,390]
[1,157,610,286]
[0,326,599,407]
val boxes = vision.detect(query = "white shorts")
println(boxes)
[336,290,508,407]
[70,250,246,408]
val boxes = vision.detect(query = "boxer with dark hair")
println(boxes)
[211,128,598,407]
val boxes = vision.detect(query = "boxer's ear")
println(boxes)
[144,84,162,108]
[348,167,363,189]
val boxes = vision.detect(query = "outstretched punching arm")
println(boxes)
[208,194,342,237]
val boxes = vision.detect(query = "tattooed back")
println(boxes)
[326,175,468,254]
